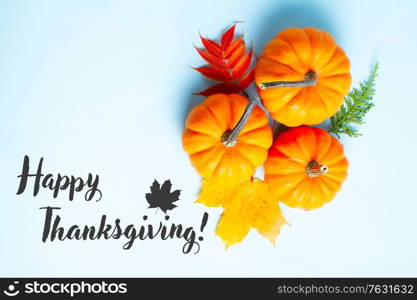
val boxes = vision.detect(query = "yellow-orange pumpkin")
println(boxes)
[265,126,348,210]
[182,93,272,182]
[255,27,352,127]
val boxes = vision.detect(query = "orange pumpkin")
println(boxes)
[264,126,348,210]
[255,27,352,127]
[182,93,272,182]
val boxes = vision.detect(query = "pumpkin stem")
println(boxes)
[258,71,317,90]
[306,161,329,177]
[222,96,258,147]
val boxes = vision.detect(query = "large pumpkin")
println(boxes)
[182,93,272,182]
[255,27,352,127]
[265,126,348,210]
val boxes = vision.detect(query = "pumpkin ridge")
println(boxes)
[274,143,309,166]
[314,87,345,119]
[320,47,351,77]
[269,86,306,115]
[209,149,229,178]
[260,56,303,76]
[318,74,351,95]
[287,89,324,125]
[326,171,348,182]
[320,73,351,82]
[315,178,337,199]
[295,128,318,162]
[321,173,345,186]
[234,147,257,169]
[238,125,271,142]
[268,150,307,174]
[311,87,330,117]
[237,139,269,150]
[314,87,330,116]
[276,37,308,71]
[316,81,344,98]
[188,146,217,160]
[320,45,343,74]
[294,28,313,67]
[185,128,218,139]
[201,102,229,132]
[319,139,346,165]
[188,139,218,156]
[232,94,247,126]
[276,176,309,204]
[306,126,320,159]
[266,158,306,175]
[190,145,225,177]
[261,86,304,115]
[264,176,294,197]
[272,95,310,126]
[303,179,315,209]
[317,179,343,200]
[302,178,322,209]
[318,40,338,71]
[239,108,269,135]
[229,95,237,129]
[235,144,264,167]
[211,148,252,179]
[229,94,250,130]
[183,135,217,155]
[314,129,333,162]
[325,155,348,168]
[327,157,349,170]
[305,28,338,70]
[303,28,314,68]
[315,142,340,166]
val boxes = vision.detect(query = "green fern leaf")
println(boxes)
[329,62,379,138]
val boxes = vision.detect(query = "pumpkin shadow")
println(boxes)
[252,2,340,54]
[179,3,339,133]
[179,76,214,131]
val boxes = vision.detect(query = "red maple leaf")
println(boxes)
[193,24,255,96]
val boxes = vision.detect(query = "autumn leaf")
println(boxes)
[145,179,180,214]
[196,177,243,207]
[215,178,287,248]
[193,24,255,96]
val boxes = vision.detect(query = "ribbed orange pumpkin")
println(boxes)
[265,126,348,210]
[182,93,272,182]
[255,27,352,127]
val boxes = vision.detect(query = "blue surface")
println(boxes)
[0,0,416,276]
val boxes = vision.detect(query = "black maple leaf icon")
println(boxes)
[146,179,181,214]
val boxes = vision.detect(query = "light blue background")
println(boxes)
[0,0,416,277]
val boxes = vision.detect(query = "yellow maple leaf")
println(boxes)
[216,178,287,248]
[196,176,246,207]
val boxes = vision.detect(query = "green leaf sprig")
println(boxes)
[329,62,379,138]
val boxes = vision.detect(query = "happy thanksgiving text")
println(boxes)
[15,155,207,254]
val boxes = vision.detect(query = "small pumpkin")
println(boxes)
[182,93,272,183]
[255,27,352,127]
[264,126,348,210]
